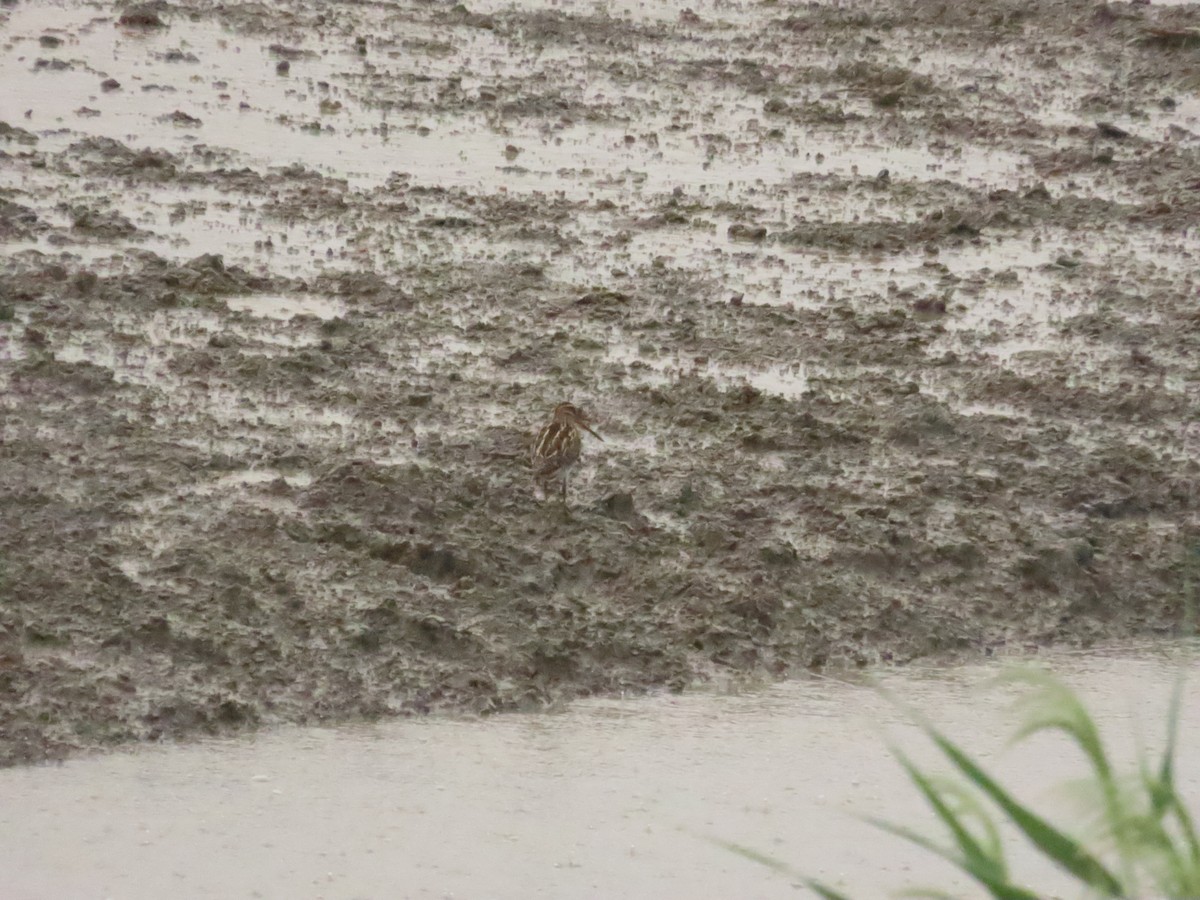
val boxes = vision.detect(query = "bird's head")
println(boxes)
[553,402,603,440]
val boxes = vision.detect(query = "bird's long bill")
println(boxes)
[579,421,604,441]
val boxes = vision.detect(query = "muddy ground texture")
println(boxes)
[2,0,1200,766]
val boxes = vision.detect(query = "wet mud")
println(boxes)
[1,0,1199,765]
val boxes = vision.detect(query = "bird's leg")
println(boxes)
[558,472,573,521]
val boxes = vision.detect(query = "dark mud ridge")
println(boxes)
[1,0,1199,765]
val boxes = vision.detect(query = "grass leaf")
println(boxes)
[867,817,1042,900]
[706,836,852,900]
[924,724,1127,896]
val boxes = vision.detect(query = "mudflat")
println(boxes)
[1,0,1198,765]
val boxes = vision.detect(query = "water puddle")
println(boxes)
[1,0,1032,215]
[127,467,313,516]
[52,333,174,387]
[224,293,346,320]
[607,340,811,399]
[916,45,1200,177]
[1,646,1195,899]
[48,302,336,389]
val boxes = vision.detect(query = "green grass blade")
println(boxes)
[1160,677,1200,866]
[867,817,1041,900]
[706,836,852,900]
[1002,669,1112,785]
[924,728,1126,896]
[710,837,798,878]
[801,880,854,900]
[893,751,1008,884]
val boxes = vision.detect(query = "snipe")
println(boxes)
[531,402,603,504]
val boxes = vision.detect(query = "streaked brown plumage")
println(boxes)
[531,402,603,503]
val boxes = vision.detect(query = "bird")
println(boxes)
[530,402,603,505]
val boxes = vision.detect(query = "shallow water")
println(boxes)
[3,646,1196,900]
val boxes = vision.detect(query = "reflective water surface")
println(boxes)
[2,645,1197,900]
